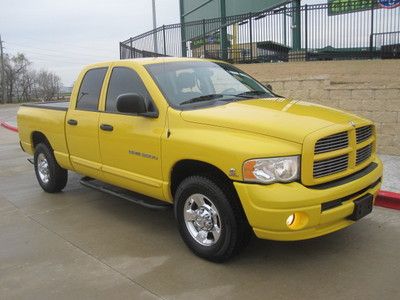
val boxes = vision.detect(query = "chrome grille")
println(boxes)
[313,154,349,178]
[356,126,372,144]
[314,131,349,154]
[356,144,372,165]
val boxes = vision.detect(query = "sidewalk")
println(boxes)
[380,155,400,193]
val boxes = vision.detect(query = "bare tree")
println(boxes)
[19,69,36,102]
[35,70,62,101]
[0,52,63,103]
[4,53,31,103]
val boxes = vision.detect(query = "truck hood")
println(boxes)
[180,98,366,144]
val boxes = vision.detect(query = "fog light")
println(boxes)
[286,214,295,226]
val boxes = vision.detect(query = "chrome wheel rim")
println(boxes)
[37,153,50,184]
[184,193,222,246]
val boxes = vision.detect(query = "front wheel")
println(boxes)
[34,143,68,193]
[174,176,250,262]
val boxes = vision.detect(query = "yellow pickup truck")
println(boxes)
[17,58,382,261]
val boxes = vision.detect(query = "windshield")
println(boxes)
[145,61,276,108]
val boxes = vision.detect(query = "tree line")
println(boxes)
[0,53,62,104]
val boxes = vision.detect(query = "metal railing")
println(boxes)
[120,1,400,63]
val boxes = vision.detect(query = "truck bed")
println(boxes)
[17,102,69,161]
[21,101,69,111]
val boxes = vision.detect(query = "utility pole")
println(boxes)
[152,0,158,54]
[0,34,5,104]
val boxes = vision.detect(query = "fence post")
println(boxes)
[163,25,167,55]
[153,27,158,54]
[181,24,187,57]
[220,0,228,60]
[249,12,253,62]
[179,0,187,56]
[305,4,308,60]
[283,6,287,47]
[292,0,301,51]
[369,1,375,59]
[129,38,133,58]
[202,19,206,58]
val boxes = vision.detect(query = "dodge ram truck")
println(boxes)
[17,58,383,262]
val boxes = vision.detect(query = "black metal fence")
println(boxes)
[120,1,400,63]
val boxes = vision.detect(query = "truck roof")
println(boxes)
[85,57,218,69]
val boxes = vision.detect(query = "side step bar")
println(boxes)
[80,177,171,210]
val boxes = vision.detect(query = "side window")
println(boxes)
[76,68,107,111]
[106,67,153,113]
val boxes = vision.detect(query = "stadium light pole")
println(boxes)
[152,0,158,54]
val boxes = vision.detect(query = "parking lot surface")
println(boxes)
[1,105,399,300]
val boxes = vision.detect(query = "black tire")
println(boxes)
[34,143,68,193]
[174,175,251,262]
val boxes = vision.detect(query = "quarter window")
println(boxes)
[76,68,107,111]
[106,67,153,113]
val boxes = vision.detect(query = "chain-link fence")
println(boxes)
[120,0,400,63]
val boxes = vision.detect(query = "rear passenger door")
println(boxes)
[66,67,107,178]
[98,66,164,199]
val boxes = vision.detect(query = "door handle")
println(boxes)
[67,119,78,126]
[100,124,113,131]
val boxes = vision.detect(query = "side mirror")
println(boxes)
[116,93,147,114]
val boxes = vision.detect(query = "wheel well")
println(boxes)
[170,159,250,229]
[31,132,51,150]
[170,159,233,198]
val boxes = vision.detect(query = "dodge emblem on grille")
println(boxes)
[349,121,356,127]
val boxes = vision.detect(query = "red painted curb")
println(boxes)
[0,120,18,132]
[375,190,400,210]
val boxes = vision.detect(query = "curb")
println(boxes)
[375,191,400,210]
[0,119,399,210]
[0,120,18,132]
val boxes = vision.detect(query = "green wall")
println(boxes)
[181,0,288,22]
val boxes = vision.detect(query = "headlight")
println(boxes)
[243,156,300,184]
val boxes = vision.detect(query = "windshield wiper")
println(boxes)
[235,90,284,99]
[179,94,225,105]
[179,91,269,106]
[235,90,270,97]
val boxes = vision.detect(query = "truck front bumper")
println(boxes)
[234,157,383,241]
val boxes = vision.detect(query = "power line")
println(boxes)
[0,37,85,87]
[7,47,107,63]
[7,42,113,60]
[9,37,115,56]
[4,49,96,66]
[27,57,88,66]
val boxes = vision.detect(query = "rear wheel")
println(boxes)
[175,175,250,262]
[34,143,68,193]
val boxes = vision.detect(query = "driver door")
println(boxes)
[98,66,165,199]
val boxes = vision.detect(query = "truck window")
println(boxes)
[76,68,107,111]
[106,67,154,113]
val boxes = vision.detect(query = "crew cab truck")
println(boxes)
[17,58,383,262]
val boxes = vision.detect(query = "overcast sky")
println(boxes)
[0,0,180,86]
